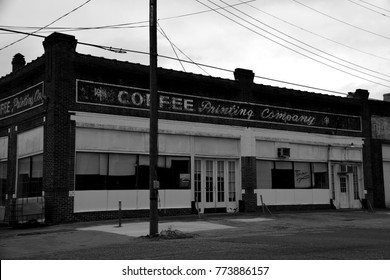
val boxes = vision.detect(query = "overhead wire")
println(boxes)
[194,0,390,89]
[346,0,390,17]
[237,0,390,62]
[157,22,210,75]
[0,26,346,95]
[354,0,390,13]
[0,22,148,31]
[0,0,93,51]
[290,0,390,40]
[157,22,186,72]
[0,25,148,35]
[217,0,390,81]
[0,0,255,35]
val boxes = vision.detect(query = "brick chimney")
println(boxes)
[43,32,77,53]
[383,93,390,102]
[12,53,26,72]
[43,32,77,82]
[234,68,254,84]
[347,89,369,99]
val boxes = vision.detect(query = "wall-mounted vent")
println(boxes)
[277,147,290,158]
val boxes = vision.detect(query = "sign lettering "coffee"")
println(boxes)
[77,80,361,131]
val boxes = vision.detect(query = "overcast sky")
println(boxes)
[1,0,389,100]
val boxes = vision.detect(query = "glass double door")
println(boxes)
[194,159,237,213]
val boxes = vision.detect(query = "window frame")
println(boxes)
[0,160,7,205]
[75,152,191,191]
[16,153,43,198]
[256,159,329,190]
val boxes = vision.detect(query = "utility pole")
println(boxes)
[149,0,159,236]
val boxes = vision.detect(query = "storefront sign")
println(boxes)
[0,83,45,120]
[77,80,361,132]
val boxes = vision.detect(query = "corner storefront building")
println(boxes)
[0,32,385,224]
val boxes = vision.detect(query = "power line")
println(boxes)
[0,22,146,31]
[291,0,390,40]
[0,25,148,35]
[346,0,390,17]
[157,53,347,95]
[0,0,93,52]
[253,74,347,96]
[157,23,186,72]
[0,27,346,96]
[355,0,390,13]
[157,0,256,21]
[238,0,390,62]
[157,22,210,75]
[219,0,390,82]
[0,0,255,36]
[197,0,390,88]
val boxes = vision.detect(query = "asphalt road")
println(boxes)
[1,210,390,260]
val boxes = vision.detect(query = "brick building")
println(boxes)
[0,32,387,224]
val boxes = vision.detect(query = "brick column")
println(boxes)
[4,127,17,222]
[240,128,257,212]
[349,89,374,208]
[241,157,257,212]
[234,69,258,212]
[43,33,77,223]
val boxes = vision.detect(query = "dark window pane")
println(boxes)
[159,157,190,189]
[137,165,150,189]
[75,153,107,190]
[312,163,328,189]
[17,157,30,197]
[272,169,294,189]
[107,154,137,190]
[30,154,43,197]
[314,172,328,189]
[0,162,7,205]
[17,155,43,197]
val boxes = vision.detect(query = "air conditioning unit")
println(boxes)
[340,164,353,173]
[277,147,290,158]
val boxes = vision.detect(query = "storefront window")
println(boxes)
[256,160,329,189]
[17,154,43,197]
[75,152,190,190]
[0,161,7,205]
[159,157,190,189]
[136,155,150,189]
[31,155,43,195]
[76,153,107,190]
[294,162,311,189]
[107,154,137,190]
[256,160,273,189]
[271,161,293,189]
[312,163,328,189]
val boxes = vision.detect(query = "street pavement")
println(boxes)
[1,209,390,259]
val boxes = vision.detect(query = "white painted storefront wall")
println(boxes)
[71,112,364,212]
